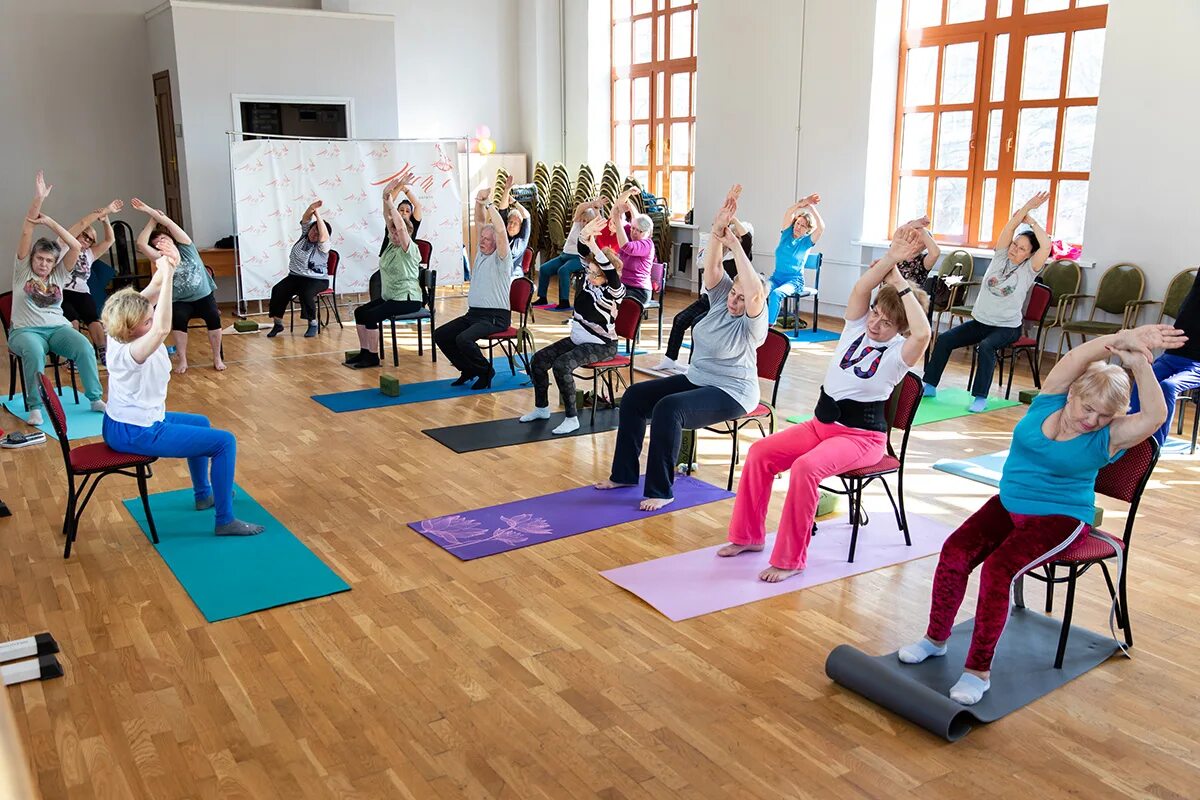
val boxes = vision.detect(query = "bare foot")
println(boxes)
[213,359,227,371]
[717,543,764,557]
[758,566,803,583]
[639,497,674,512]
[174,361,189,375]
[594,480,636,490]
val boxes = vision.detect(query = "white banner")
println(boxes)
[230,138,464,299]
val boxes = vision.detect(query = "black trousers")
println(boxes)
[354,298,423,331]
[171,292,222,331]
[530,336,618,417]
[268,274,328,321]
[61,290,100,325]
[665,295,711,361]
[433,308,511,376]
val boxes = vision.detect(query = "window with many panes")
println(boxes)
[892,0,1107,247]
[611,0,698,215]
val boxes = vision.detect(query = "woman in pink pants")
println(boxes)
[719,222,933,582]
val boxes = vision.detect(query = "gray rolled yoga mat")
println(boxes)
[825,608,1121,741]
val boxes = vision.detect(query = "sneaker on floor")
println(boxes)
[266,321,285,338]
[472,366,496,390]
[304,322,319,338]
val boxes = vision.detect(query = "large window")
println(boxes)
[892,0,1107,247]
[610,0,698,213]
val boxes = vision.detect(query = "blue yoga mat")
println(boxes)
[932,450,1009,488]
[4,390,103,441]
[122,484,349,622]
[311,357,531,413]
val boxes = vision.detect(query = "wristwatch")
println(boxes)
[898,287,913,298]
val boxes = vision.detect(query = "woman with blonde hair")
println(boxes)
[768,194,824,325]
[101,259,263,537]
[896,323,1183,706]
[720,224,932,582]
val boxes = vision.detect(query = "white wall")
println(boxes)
[164,2,398,248]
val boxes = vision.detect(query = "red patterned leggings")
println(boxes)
[926,495,1088,671]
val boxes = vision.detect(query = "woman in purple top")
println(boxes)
[609,187,655,306]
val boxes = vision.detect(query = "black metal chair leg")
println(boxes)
[391,320,400,366]
[1028,348,1041,388]
[1117,556,1133,647]
[138,465,160,544]
[62,478,76,538]
[1054,565,1078,669]
[1044,564,1056,613]
[726,429,737,491]
[847,482,861,563]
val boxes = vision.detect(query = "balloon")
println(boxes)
[478,138,496,156]
[476,125,491,140]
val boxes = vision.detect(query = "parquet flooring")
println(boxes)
[2,287,1198,799]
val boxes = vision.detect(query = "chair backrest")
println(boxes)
[1039,259,1082,307]
[756,329,791,406]
[938,249,974,281]
[803,252,823,291]
[1162,267,1199,322]
[509,276,534,316]
[36,372,75,468]
[1094,437,1159,547]
[0,291,13,335]
[418,267,438,309]
[521,248,534,275]
[614,297,645,350]
[415,238,433,267]
[326,249,340,277]
[1094,263,1144,316]
[1023,282,1053,326]
[883,371,925,459]
[650,261,666,294]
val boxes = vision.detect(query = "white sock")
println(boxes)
[898,638,948,664]
[552,416,580,435]
[652,356,677,371]
[519,407,551,423]
[674,362,689,375]
[90,399,106,412]
[27,409,43,426]
[948,673,990,705]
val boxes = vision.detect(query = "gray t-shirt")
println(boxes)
[686,274,770,413]
[972,251,1035,328]
[468,248,515,311]
[172,242,217,303]
[11,254,69,329]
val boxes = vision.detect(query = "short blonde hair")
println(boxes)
[873,282,930,336]
[101,288,151,343]
[1068,362,1132,415]
[796,211,815,230]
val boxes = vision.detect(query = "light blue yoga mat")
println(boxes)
[4,389,103,441]
[932,450,1009,488]
[311,357,531,413]
[122,484,350,622]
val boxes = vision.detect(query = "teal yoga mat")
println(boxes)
[122,484,349,622]
[4,389,103,441]
[786,387,1021,427]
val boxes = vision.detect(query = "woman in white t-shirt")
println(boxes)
[720,226,932,583]
[100,258,264,537]
[61,199,122,359]
[923,193,1052,412]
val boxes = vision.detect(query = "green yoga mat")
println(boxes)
[122,484,350,622]
[787,387,1021,427]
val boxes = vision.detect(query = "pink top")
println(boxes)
[619,235,654,290]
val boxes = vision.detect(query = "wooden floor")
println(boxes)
[2,288,1199,799]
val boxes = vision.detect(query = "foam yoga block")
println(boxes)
[234,319,259,333]
[1019,389,1041,404]
[817,490,839,517]
[380,375,400,397]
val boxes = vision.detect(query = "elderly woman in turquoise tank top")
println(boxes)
[896,323,1185,707]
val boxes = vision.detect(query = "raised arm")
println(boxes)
[883,263,932,366]
[780,193,819,231]
[29,214,82,276]
[1022,212,1052,273]
[919,225,940,269]
[474,186,489,224]
[573,197,605,224]
[129,256,178,364]
[382,181,410,250]
[302,199,321,226]
[139,256,169,304]
[846,226,925,321]
[724,229,765,319]
[996,191,1048,252]
[17,171,53,261]
[484,201,510,261]
[580,218,621,287]
[705,185,742,292]
[804,197,825,244]
[135,216,159,259]
[131,197,191,245]
[68,199,122,239]
[612,188,637,248]
[94,211,118,257]
[497,175,517,212]
[404,185,422,222]
[311,207,330,251]
[1042,324,1186,399]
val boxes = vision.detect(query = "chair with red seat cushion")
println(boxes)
[387,240,437,365]
[685,328,791,490]
[288,249,342,332]
[968,281,1053,399]
[819,371,924,562]
[36,372,159,558]
[572,298,644,425]
[484,277,535,375]
[1,290,79,410]
[1019,437,1159,668]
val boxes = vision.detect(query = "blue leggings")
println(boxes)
[1129,352,1200,445]
[103,412,238,525]
[537,253,584,302]
[767,275,806,325]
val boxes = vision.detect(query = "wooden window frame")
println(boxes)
[891,0,1107,248]
[611,0,698,216]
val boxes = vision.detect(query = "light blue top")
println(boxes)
[773,231,814,282]
[1000,392,1124,524]
[686,274,770,413]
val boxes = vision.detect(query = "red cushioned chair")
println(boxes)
[37,373,159,559]
[484,277,535,375]
[685,328,791,491]
[1017,437,1159,668]
[968,281,1053,399]
[818,371,924,562]
[1,291,79,411]
[573,297,644,426]
[521,248,534,276]
[387,240,437,365]
[289,249,342,331]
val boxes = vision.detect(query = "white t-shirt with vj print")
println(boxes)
[821,314,914,402]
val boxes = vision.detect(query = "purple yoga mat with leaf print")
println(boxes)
[408,475,733,560]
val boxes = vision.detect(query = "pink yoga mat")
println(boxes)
[601,513,954,621]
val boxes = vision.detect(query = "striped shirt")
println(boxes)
[570,252,626,345]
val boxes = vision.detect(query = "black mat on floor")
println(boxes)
[824,608,1121,741]
[423,408,620,453]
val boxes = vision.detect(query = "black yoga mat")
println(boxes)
[423,408,620,453]
[825,608,1120,741]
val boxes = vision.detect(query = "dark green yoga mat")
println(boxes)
[123,484,350,622]
[787,387,1021,427]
